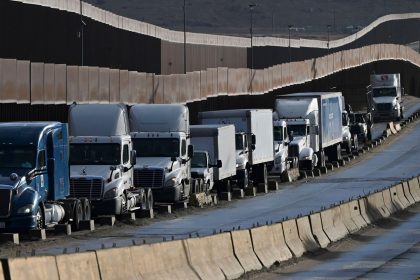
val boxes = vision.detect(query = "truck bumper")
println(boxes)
[151,186,182,203]
[91,197,123,216]
[299,159,313,170]
[373,110,399,120]
[0,215,37,232]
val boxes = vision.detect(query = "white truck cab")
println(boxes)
[369,74,404,121]
[270,119,289,175]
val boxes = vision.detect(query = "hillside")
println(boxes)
[84,0,420,38]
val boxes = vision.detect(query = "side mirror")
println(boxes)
[187,144,194,158]
[284,141,289,146]
[251,134,256,145]
[9,173,18,182]
[47,158,55,179]
[123,166,129,172]
[251,144,256,151]
[402,87,405,96]
[216,160,222,168]
[171,156,177,162]
[130,150,137,166]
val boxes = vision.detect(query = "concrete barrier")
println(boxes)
[339,202,359,233]
[231,230,262,272]
[55,251,101,280]
[386,122,397,134]
[366,191,390,220]
[96,247,142,280]
[396,183,411,209]
[382,188,398,214]
[296,216,320,252]
[389,185,405,211]
[183,237,224,280]
[408,178,420,202]
[309,213,330,248]
[402,181,416,205]
[358,198,373,225]
[320,207,348,242]
[7,256,59,280]
[348,200,368,229]
[382,128,392,137]
[282,219,306,257]
[251,224,292,268]
[131,239,199,280]
[394,123,402,131]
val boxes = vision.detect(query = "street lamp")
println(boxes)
[79,0,87,66]
[288,24,293,62]
[249,3,256,94]
[327,24,332,54]
[183,0,187,74]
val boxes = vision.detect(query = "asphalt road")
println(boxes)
[29,99,420,256]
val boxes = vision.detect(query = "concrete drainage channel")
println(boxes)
[0,112,418,279]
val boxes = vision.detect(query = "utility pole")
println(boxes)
[288,24,293,63]
[183,0,187,74]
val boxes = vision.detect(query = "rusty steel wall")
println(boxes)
[1,44,420,123]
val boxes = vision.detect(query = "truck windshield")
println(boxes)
[0,145,36,170]
[70,144,121,165]
[235,134,245,150]
[133,138,179,157]
[287,125,306,136]
[191,153,207,168]
[373,88,397,97]
[273,126,284,141]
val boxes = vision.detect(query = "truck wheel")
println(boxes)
[36,205,45,229]
[72,200,83,231]
[241,169,249,189]
[317,150,325,168]
[146,188,154,210]
[262,164,268,187]
[353,134,358,151]
[345,141,351,155]
[80,198,91,221]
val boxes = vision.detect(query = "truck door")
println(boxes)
[46,128,68,200]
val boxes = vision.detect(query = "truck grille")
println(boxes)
[376,103,392,111]
[288,144,300,158]
[0,189,12,217]
[134,169,164,188]
[69,178,103,199]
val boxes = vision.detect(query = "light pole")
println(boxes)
[327,24,332,54]
[79,0,86,66]
[183,0,187,74]
[249,3,256,94]
[288,24,293,62]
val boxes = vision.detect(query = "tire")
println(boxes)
[345,141,351,155]
[145,188,154,210]
[72,200,83,231]
[353,134,359,151]
[241,169,249,189]
[120,193,128,215]
[317,150,325,168]
[336,143,342,161]
[262,164,268,187]
[36,205,45,229]
[80,198,91,221]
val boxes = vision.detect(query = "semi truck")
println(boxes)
[68,104,152,216]
[190,124,236,193]
[369,74,404,121]
[0,122,90,231]
[129,104,194,203]
[198,109,274,189]
[275,92,343,170]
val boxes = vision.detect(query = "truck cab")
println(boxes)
[369,74,404,121]
[129,104,194,203]
[269,119,289,175]
[69,104,140,216]
[0,122,87,232]
[191,151,214,192]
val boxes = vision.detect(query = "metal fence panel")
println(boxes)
[31,62,44,104]
[16,60,30,104]
[54,64,66,104]
[44,63,55,104]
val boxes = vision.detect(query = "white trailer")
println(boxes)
[190,125,236,192]
[198,109,274,189]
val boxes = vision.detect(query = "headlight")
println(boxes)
[104,187,118,199]
[165,177,178,187]
[303,156,311,160]
[17,204,33,214]
[393,105,398,110]
[343,136,349,140]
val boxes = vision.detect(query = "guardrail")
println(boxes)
[0,44,419,105]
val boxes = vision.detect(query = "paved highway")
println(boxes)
[29,100,420,256]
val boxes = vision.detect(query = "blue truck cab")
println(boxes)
[0,122,87,232]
